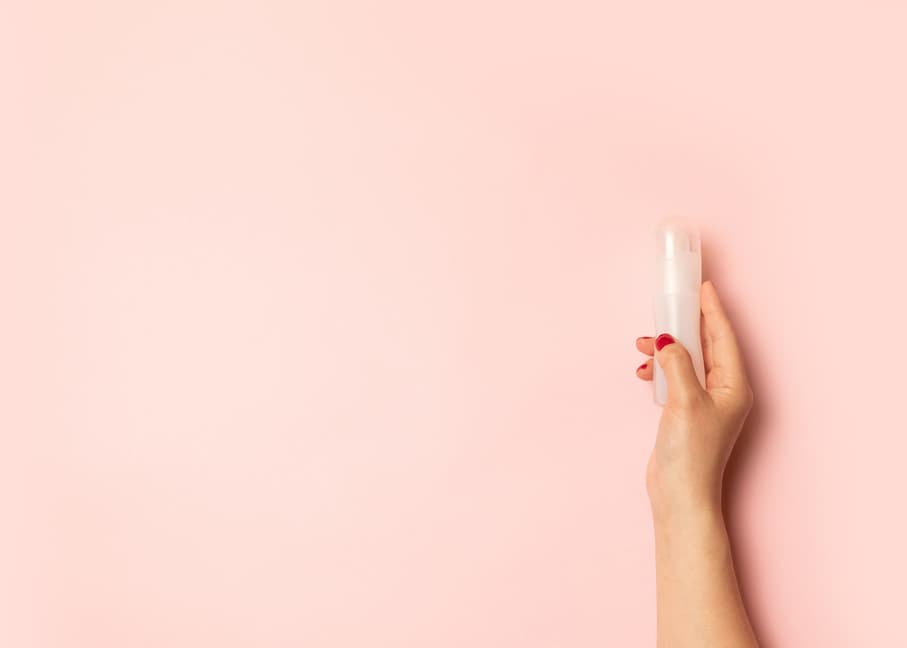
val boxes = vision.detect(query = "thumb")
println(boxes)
[655,333,706,407]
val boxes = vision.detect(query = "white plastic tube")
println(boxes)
[653,221,706,405]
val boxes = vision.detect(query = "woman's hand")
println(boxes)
[635,280,754,518]
[634,280,759,647]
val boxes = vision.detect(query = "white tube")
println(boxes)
[653,221,706,405]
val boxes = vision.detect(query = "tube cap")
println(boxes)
[655,221,701,294]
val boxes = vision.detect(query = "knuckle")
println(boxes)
[659,344,688,363]
[744,386,755,409]
[732,385,755,413]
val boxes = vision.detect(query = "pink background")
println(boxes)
[3,1,906,646]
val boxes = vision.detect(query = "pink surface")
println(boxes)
[3,1,907,646]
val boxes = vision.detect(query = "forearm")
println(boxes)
[653,503,758,648]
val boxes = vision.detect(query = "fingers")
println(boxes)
[635,337,654,381]
[654,334,707,406]
[635,358,653,380]
[700,281,749,392]
[636,281,752,410]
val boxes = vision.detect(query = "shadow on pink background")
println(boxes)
[3,1,906,646]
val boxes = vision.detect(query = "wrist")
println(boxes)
[649,486,723,528]
[646,458,724,525]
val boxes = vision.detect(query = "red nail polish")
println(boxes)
[655,333,675,350]
[637,362,648,372]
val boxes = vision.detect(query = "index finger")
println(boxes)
[701,280,749,393]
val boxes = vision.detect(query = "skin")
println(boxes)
[635,280,759,648]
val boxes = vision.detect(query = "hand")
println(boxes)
[635,280,754,518]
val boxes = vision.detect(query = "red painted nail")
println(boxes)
[637,362,648,372]
[654,333,675,350]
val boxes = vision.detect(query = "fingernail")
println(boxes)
[654,333,675,350]
[637,336,653,341]
[637,362,648,372]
